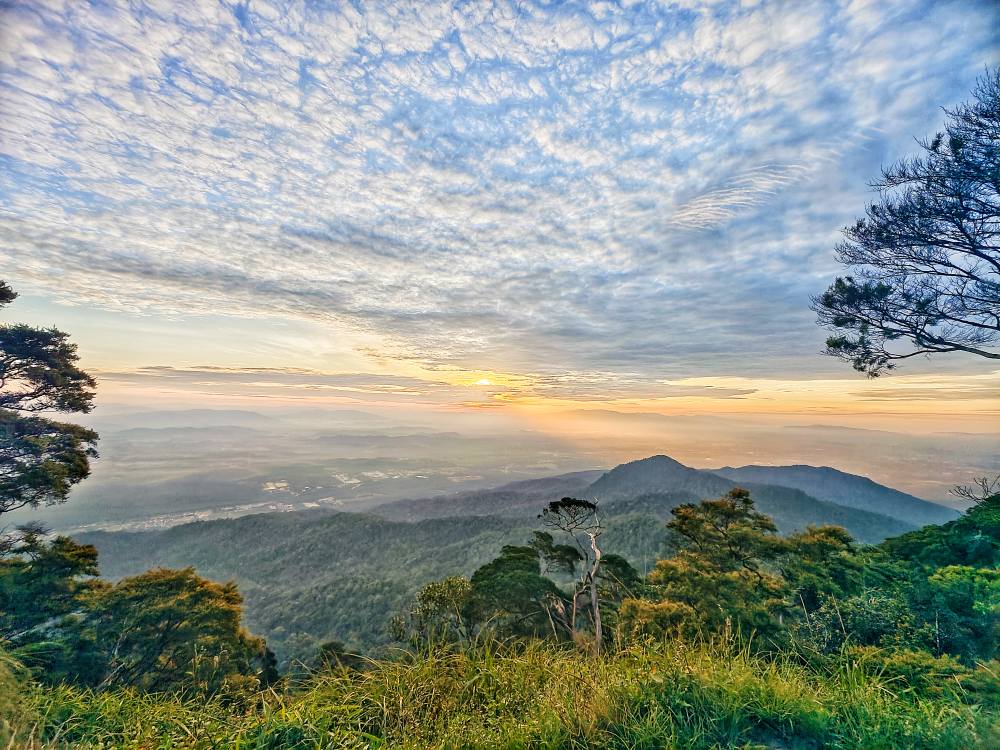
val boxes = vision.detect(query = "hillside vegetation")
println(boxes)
[80,509,672,662]
[77,455,930,661]
[6,485,998,748]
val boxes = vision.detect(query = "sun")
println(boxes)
[475,378,492,386]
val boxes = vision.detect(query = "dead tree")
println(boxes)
[539,497,604,655]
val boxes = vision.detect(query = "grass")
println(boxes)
[7,639,1000,749]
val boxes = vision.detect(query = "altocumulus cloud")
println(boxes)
[1,0,997,381]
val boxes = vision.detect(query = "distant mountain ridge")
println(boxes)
[580,455,914,543]
[374,454,930,544]
[374,471,605,522]
[712,464,958,526]
[91,408,286,431]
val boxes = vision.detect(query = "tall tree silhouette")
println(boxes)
[814,69,1000,375]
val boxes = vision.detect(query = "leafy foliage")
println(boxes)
[0,325,97,414]
[393,505,641,651]
[0,533,272,694]
[0,526,101,641]
[882,493,1000,569]
[81,568,270,692]
[795,494,1000,662]
[619,486,1000,670]
[390,575,474,645]
[0,414,99,516]
[781,524,860,611]
[625,489,795,639]
[1,478,998,748]
[0,280,98,517]
[539,496,610,652]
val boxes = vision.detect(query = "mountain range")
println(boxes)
[712,463,958,526]
[78,454,958,663]
[373,454,956,537]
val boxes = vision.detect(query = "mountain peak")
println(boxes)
[629,454,688,468]
[588,454,731,501]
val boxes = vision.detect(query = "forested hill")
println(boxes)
[78,454,937,663]
[78,509,668,663]
[713,464,959,526]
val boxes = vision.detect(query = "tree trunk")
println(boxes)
[588,532,602,656]
[589,573,601,655]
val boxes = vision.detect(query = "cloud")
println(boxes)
[1,0,997,387]
[95,365,469,406]
[94,364,761,408]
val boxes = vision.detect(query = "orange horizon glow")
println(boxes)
[88,365,1000,434]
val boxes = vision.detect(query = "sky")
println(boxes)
[1,0,998,436]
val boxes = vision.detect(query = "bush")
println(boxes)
[851,647,1000,706]
[794,591,928,653]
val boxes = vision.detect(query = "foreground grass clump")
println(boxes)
[2,649,40,748]
[12,640,1000,749]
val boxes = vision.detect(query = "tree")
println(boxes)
[84,567,269,692]
[595,553,641,603]
[0,526,101,642]
[0,528,109,685]
[796,590,924,655]
[390,551,565,647]
[629,489,790,639]
[1,531,273,692]
[877,497,1000,661]
[881,494,1000,570]
[813,69,1000,376]
[392,576,474,646]
[539,497,606,653]
[527,530,583,577]
[951,475,1000,505]
[0,281,98,517]
[781,525,861,614]
[665,488,784,576]
[925,565,1000,660]
[0,416,99,517]
[468,546,564,640]
[395,522,641,651]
